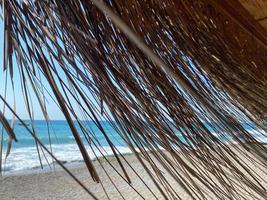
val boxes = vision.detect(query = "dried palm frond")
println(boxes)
[1,0,267,199]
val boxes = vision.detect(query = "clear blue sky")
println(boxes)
[0,20,65,120]
[0,14,114,121]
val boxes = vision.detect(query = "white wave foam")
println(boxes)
[3,144,132,173]
[3,129,267,174]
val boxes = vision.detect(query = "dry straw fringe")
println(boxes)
[1,0,267,199]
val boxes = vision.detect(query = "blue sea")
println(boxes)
[0,120,266,174]
[1,120,131,174]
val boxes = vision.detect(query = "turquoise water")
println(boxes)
[0,120,266,173]
[4,120,125,148]
[1,120,130,173]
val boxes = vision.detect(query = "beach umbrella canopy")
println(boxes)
[0,0,267,199]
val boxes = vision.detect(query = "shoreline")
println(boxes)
[2,151,136,177]
[3,141,267,177]
[1,144,267,199]
[0,152,168,200]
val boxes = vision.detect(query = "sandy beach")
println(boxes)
[1,146,267,200]
[0,153,170,200]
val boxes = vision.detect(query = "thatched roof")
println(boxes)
[0,0,267,199]
[240,0,267,30]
